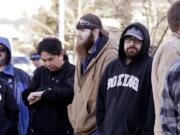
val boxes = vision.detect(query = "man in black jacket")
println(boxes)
[96,22,155,135]
[0,79,19,135]
[22,37,75,135]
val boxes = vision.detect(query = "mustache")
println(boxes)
[127,47,138,51]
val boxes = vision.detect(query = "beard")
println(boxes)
[125,47,139,59]
[0,55,8,66]
[75,31,94,62]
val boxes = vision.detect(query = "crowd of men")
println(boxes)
[0,1,180,135]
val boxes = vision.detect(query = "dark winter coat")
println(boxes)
[22,60,75,135]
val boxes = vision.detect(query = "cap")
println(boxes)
[76,13,103,30]
[123,27,143,40]
[30,53,41,60]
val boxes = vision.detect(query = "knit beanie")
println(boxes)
[76,13,103,30]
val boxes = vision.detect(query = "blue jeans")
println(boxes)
[89,129,101,135]
[74,129,101,135]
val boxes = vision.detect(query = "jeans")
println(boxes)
[89,129,101,135]
[74,129,101,135]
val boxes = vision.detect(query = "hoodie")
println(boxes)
[0,36,30,135]
[96,23,155,135]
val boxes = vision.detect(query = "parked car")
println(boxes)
[12,52,35,76]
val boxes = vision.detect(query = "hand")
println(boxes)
[27,91,44,105]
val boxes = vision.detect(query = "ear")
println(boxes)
[92,28,100,39]
[59,54,64,61]
[92,28,99,34]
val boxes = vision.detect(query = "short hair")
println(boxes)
[37,37,62,55]
[167,0,180,32]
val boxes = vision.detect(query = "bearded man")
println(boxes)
[68,13,118,135]
[96,22,155,135]
[0,37,30,135]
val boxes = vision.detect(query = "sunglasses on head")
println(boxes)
[78,19,98,28]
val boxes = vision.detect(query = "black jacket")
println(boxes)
[0,79,19,135]
[96,23,155,135]
[22,61,75,135]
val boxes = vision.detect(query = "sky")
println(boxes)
[0,0,51,20]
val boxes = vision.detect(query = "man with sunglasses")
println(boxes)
[96,23,155,135]
[0,36,30,135]
[68,13,118,135]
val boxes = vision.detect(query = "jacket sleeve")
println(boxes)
[41,66,75,105]
[141,62,155,135]
[152,45,180,134]
[22,70,40,106]
[5,85,19,135]
[141,88,155,135]
[96,70,107,133]
[160,66,180,135]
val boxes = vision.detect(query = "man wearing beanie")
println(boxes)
[68,13,118,135]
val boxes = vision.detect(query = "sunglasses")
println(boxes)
[0,48,7,53]
[78,19,98,28]
[124,37,142,45]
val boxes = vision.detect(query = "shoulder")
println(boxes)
[13,66,29,77]
[145,56,153,65]
[104,58,119,72]
[108,58,119,65]
[67,61,75,69]
[156,35,180,55]
[105,39,118,53]
[141,56,153,70]
[101,40,118,60]
[63,61,75,71]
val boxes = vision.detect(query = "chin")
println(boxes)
[47,67,54,71]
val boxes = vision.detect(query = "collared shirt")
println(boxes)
[81,37,100,74]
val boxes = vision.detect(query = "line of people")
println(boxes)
[0,1,180,135]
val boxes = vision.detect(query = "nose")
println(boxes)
[128,40,136,46]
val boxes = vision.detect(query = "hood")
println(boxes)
[118,22,150,64]
[0,36,12,65]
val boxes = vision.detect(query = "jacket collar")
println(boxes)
[1,64,14,76]
[76,37,111,78]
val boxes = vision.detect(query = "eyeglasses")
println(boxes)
[124,37,142,45]
[0,48,7,53]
